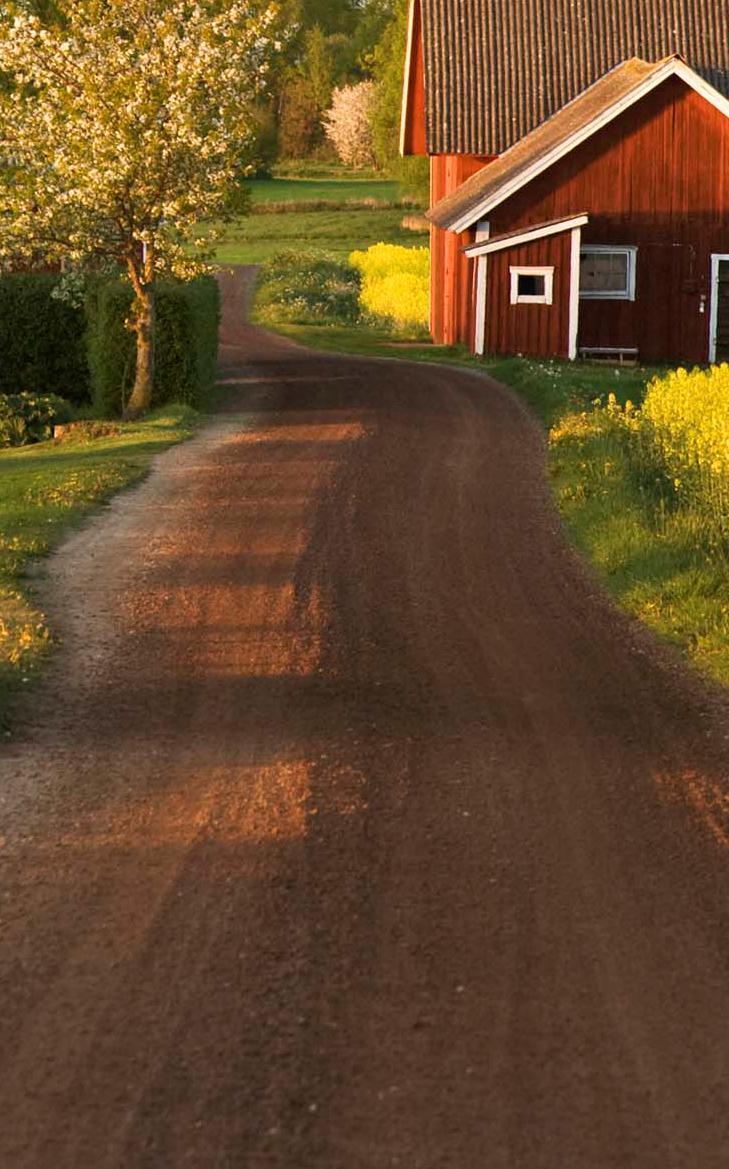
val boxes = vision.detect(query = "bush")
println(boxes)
[350,243,430,330]
[0,274,89,404]
[86,277,220,417]
[256,250,361,325]
[0,392,74,448]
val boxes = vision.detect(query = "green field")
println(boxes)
[212,207,428,265]
[0,406,197,729]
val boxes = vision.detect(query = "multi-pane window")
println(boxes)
[580,247,637,300]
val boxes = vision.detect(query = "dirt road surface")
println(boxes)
[2,269,729,1168]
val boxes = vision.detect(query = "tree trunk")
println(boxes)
[124,248,156,420]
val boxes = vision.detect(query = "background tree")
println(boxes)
[371,0,429,200]
[323,81,378,169]
[276,0,395,161]
[0,0,278,418]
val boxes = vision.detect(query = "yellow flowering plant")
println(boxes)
[350,243,429,330]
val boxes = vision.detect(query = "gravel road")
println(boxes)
[2,268,729,1168]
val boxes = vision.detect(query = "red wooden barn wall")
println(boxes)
[430,154,493,346]
[485,234,573,359]
[401,0,427,156]
[486,76,729,364]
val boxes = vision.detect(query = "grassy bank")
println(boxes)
[247,176,404,208]
[551,405,729,684]
[260,312,729,686]
[0,404,197,728]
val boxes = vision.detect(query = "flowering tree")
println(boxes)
[0,0,277,417]
[322,81,377,169]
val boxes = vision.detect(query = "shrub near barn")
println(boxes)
[255,251,362,326]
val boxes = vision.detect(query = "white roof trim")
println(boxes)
[399,0,418,157]
[464,214,589,257]
[449,58,729,233]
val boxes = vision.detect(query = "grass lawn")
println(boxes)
[212,208,428,266]
[263,316,729,686]
[0,404,197,729]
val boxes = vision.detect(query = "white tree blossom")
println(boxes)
[322,81,377,170]
[0,0,279,416]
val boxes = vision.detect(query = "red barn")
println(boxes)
[400,0,729,362]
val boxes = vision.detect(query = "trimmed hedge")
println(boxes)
[86,276,221,416]
[0,274,89,403]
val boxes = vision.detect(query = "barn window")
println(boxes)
[580,247,637,300]
[510,266,554,305]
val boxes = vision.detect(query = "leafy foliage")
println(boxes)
[369,0,429,200]
[255,251,361,325]
[0,393,73,449]
[86,277,221,417]
[0,0,277,275]
[0,0,277,414]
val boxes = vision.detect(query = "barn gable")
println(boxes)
[428,56,729,233]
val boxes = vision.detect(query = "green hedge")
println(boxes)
[0,274,89,403]
[86,276,220,416]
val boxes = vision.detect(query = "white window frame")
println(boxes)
[510,266,554,306]
[579,245,637,301]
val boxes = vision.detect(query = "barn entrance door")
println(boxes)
[709,255,729,363]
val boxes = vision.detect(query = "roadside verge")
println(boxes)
[0,404,197,731]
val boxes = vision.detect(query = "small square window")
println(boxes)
[510,266,554,306]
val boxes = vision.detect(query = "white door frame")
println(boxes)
[709,253,729,364]
[568,226,582,361]
[473,219,490,356]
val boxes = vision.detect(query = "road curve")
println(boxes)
[2,268,729,1168]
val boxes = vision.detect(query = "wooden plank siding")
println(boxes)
[485,76,729,364]
[430,154,494,345]
[485,234,573,359]
[401,0,427,156]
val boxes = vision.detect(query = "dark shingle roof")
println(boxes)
[419,0,729,154]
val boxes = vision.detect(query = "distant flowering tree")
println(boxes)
[323,80,378,169]
[0,0,279,417]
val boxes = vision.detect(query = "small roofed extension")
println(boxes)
[401,0,729,363]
